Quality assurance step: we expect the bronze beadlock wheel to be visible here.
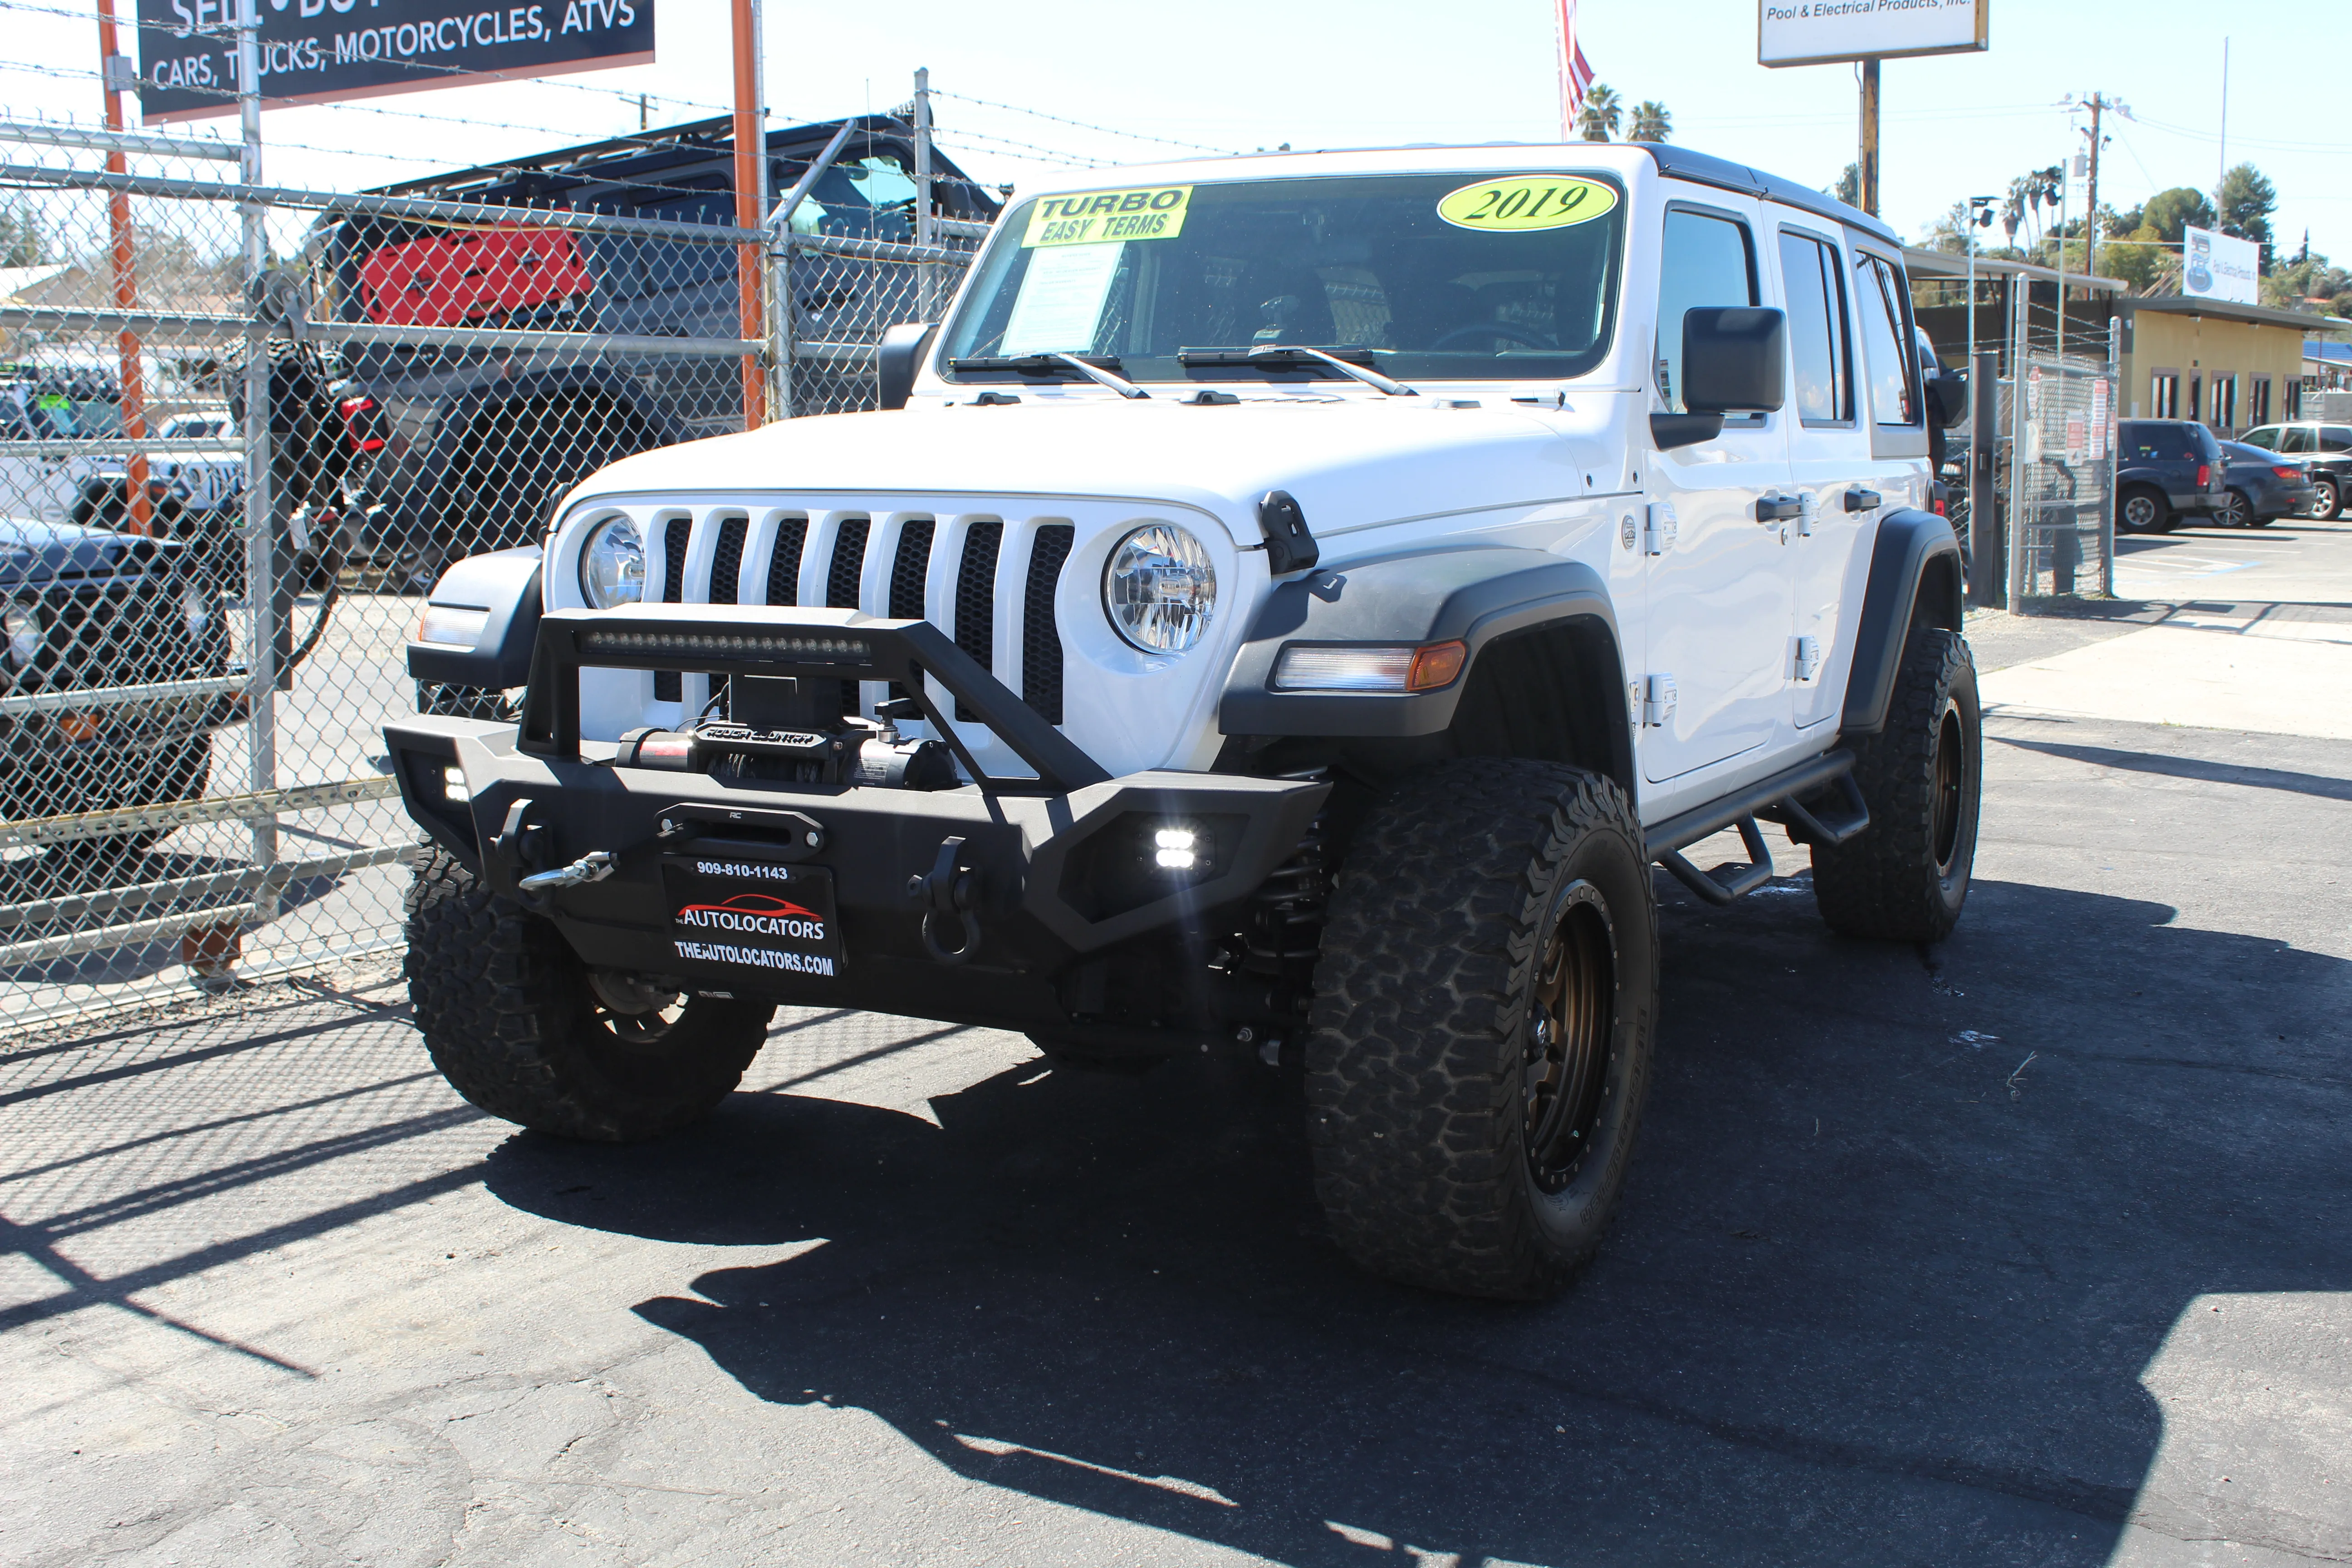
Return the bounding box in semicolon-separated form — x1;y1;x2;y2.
1525;881;1616;1194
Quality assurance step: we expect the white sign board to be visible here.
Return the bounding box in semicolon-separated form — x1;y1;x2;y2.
1759;0;1988;68
2181;225;2260;307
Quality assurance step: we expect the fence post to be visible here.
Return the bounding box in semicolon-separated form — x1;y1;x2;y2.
1969;348;2001;608
236;0;278;916
913;67;937;325
2102;319;2119;598
2005;276;2030;615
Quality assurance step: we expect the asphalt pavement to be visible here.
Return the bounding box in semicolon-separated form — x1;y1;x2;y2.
2;520;2347;1567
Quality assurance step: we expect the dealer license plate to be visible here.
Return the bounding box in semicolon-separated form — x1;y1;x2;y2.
662;854;843;980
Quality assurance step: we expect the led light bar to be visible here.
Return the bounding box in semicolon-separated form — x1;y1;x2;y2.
578;629;874;661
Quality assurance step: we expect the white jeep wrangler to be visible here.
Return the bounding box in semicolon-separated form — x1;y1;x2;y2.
387;142;1975;1300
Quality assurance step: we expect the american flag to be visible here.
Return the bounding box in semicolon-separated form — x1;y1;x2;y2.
1557;0;1596;139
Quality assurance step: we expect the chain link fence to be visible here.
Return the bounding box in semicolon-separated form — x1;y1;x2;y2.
2006;330;2119;605
0;103;991;1029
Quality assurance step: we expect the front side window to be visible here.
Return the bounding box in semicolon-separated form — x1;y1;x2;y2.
1655;208;1756;414
2239;426;2278;450
1854;252;1916;426
943;172;1626;384
1778;230;1852;424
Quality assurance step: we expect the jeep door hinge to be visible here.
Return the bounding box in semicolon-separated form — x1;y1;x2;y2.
1644;501;1679;556
1792;636;1822;682
1640;673;1678;727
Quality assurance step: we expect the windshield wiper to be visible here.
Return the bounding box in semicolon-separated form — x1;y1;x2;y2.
948;352;1148;399
1177;344;1416;397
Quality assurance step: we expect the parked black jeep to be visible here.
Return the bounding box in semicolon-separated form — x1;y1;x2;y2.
314;113;1000;589
2116;418;2229;533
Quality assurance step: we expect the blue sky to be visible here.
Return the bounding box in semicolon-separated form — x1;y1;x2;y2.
9;0;2343;260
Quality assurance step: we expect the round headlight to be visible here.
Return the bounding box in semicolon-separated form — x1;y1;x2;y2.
4;600;43;668
1103;524;1215;654
578;516;646;609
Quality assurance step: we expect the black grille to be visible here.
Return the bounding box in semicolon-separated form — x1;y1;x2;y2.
953;521;1002;721
826;518;870;714
706;514;746;604
826;518;870;608
765;515;808;606
887;519;935;701
655;515;689;702
1022;524;1075;725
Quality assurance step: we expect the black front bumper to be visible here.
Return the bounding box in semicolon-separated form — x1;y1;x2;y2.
384;605;1327;1039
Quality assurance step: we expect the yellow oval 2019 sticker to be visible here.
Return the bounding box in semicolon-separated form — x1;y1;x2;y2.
1022;186;1192;247
1437;176;1617;232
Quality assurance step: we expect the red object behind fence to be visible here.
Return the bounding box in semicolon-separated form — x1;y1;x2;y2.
358;225;594;328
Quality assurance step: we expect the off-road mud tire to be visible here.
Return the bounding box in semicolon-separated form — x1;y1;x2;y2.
404;846;772;1140
1305;760;1658;1301
1812;627;1981;942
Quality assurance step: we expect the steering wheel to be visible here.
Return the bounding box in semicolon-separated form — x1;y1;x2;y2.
1428;322;1553;351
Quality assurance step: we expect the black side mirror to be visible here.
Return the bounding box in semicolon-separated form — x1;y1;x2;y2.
877;321;938;411
1924;368;1968;429
1682;307;1787;414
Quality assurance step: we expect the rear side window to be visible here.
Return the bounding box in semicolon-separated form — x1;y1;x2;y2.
1778;230;1852;424
2121;423;2191;461
1655;208;1757;415
1853;252;1916;426
2278;427;2314;454
2193;426;2224;462
2323;426;2352;452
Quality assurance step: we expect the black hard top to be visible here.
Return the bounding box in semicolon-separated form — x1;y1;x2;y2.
1636;143;1899;247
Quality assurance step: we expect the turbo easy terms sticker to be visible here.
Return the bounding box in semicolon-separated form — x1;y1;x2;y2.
1021;186;1192;247
1436;176;1618;232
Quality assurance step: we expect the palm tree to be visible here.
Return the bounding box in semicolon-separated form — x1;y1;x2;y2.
1577;84;1623;143
1630;101;1671;143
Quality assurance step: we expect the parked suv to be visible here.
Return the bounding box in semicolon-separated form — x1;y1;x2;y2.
2234;421;2352;519
313;113;999;589
2116;418;2229;532
385;143;1975;1301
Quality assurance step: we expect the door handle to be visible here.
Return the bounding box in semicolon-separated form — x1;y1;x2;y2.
1843;487;1882;513
1756;495;1803;523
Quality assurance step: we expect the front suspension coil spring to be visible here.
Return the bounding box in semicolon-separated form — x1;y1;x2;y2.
1243;820;1328;977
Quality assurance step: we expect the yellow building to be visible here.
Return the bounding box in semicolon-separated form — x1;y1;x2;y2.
2117;296;2346;434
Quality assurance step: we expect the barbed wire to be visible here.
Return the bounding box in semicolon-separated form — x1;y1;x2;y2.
931;89;1236;157
932;128;1109;170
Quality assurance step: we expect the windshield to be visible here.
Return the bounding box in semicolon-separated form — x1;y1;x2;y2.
942;172;1625;384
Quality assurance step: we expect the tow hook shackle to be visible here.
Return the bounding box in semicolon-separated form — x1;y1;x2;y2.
909;835;982;965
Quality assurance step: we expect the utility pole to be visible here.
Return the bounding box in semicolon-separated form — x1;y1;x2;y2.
94;0;151;537
1858;59;1881;216
2084;94;2104;285
729;0;763;431
2216;37;2229;191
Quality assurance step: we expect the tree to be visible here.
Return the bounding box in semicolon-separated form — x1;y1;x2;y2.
0;202;44;269
1629;100;1671;143
2139;186;2217;246
2216;162;2277;270
1834;164;1862;207
1924;200;1974;254
1577;84;1622;143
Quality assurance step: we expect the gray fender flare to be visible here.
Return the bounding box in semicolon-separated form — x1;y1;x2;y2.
1841;507;1964;737
406;546;544;689
1218;547;1623;738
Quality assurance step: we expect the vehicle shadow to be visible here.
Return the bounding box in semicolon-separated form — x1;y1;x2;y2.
483;878;2352;1566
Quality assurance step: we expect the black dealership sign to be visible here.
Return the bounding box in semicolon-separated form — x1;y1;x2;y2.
135;0;654;122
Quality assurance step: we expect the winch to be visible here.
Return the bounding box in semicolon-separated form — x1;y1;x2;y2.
612;675;956;790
